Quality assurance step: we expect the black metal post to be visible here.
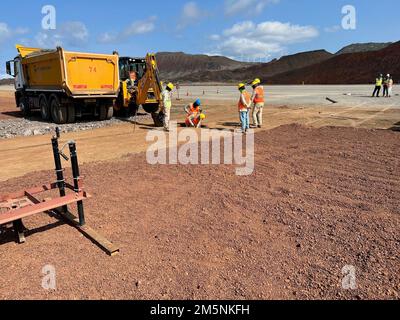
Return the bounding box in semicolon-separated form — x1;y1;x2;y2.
69;141;85;226
51;136;67;213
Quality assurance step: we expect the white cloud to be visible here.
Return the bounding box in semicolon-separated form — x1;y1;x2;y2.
0;22;29;44
224;0;280;16
35;21;89;48
209;20;319;59
208;34;221;41
177;2;208;29
98;16;156;44
324;25;342;33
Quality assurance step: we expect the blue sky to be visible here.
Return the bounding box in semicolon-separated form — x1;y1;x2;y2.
1;0;399;77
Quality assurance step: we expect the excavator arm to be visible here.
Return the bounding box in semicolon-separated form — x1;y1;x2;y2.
136;54;163;112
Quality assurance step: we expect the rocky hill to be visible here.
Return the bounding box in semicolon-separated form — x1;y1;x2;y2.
178;50;333;83
336;42;393;55
267;41;400;84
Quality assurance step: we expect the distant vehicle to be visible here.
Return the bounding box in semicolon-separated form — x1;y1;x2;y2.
6;45;119;124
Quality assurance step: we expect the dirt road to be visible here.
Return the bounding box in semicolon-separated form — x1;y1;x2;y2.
0;125;399;300
1;86;399;181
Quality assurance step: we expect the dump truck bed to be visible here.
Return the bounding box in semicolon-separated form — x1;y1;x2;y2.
20;47;119;98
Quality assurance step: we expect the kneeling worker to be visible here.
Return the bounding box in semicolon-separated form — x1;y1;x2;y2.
185;99;204;128
238;83;251;133
162;82;174;131
251;78;265;128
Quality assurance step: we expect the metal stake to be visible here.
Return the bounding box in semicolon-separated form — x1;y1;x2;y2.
69;142;85;226
51;136;67;213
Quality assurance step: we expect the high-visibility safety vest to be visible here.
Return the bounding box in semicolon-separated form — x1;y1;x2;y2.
162;90;172;109
188;104;200;116
376;78;383;86
253;86;265;103
238;91;251;111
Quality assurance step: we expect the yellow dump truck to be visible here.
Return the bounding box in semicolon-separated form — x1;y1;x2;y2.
6;45;120;124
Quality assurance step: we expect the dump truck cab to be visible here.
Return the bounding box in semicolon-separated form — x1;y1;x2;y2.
6;57;25;91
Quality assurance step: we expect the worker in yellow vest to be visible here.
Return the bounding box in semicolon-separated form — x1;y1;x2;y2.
372;74;383;97
251;78;265;128
162;82;174;131
237;83;251;133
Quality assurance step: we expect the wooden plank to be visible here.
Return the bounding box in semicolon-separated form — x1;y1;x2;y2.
60;211;120;257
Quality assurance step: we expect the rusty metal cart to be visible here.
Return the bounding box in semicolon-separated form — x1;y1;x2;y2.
0;128;119;256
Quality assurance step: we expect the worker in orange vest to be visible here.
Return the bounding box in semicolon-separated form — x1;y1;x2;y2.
251;78;265;128
237;83;251;133
184;99;204;128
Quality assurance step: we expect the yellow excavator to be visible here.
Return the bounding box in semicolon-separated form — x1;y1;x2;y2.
114;53;165;127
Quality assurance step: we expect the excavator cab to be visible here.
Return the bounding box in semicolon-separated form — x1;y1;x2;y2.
116;55;163;126
119;57;146;81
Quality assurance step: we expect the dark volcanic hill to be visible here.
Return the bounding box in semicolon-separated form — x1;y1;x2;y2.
267;41;400;84
178;50;333;83
156;52;253;80
336;42;393;55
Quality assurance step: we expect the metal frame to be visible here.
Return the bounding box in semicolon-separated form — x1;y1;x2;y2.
0;129;119;256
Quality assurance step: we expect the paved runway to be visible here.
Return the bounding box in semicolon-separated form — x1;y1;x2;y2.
179;84;399;108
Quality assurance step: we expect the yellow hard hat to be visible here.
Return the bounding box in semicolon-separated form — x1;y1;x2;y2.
166;82;174;90
238;83;246;90
200;113;206;120
251;78;261;86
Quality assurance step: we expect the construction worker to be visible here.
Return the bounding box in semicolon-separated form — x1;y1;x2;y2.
388;76;394;97
184;99;203;128
126;70;138;91
372;74;383;97
125;71;139;116
383;74;390;97
162;82;174;131
251;78;264;128
237;83;251;133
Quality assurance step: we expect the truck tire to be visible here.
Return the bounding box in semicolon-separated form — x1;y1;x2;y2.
67;105;76;123
99;105;113;121
39;94;51;121
18;95;31;117
129;103;139;117
106;105;114;120
50;95;67;124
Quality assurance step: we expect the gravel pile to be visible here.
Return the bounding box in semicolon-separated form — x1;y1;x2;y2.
0;114;151;139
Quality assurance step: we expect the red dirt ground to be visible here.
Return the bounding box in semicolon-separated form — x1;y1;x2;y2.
0;95;19;120
0;124;399;300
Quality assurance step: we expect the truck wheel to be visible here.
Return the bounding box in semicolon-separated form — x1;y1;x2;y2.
106;106;114;120
67;105;76;123
99;105;113;121
129;103;139;117
50;95;67;124
39;94;50;121
19;95;31;117
99;105;107;121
